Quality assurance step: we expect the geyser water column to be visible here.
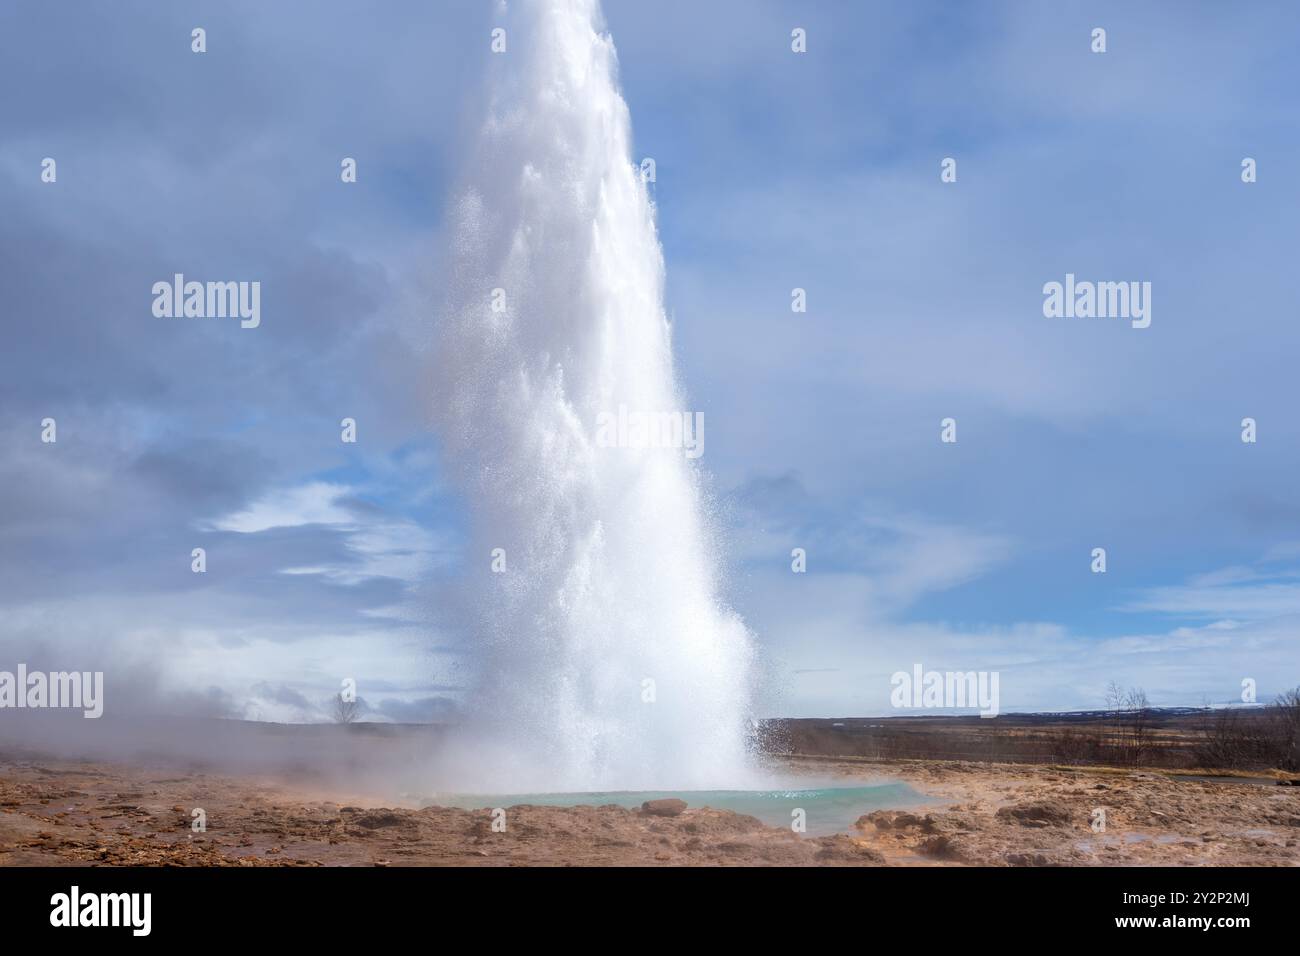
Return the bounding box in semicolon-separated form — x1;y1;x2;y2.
433;0;755;792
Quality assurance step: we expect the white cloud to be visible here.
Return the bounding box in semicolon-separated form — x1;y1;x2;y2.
210;482;354;534
212;481;444;585
1121;575;1300;620
738;501;1300;715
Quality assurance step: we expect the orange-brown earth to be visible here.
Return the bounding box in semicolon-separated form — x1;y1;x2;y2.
1;752;1296;866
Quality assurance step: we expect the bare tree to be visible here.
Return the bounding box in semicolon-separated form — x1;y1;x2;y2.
332;692;360;725
1126;687;1153;760
1104;682;1154;765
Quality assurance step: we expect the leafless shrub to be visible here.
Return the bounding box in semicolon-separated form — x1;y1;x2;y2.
1048;727;1103;764
1194;688;1300;771
1195;709;1269;768
332;693;360;725
1266;687;1300;772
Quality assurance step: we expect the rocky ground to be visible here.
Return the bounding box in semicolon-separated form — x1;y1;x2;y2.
825;757;1300;866
1;752;1296;866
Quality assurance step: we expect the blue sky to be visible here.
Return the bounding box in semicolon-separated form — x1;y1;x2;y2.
2;0;1299;721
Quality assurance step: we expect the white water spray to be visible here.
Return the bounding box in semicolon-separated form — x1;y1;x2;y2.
433;0;755;792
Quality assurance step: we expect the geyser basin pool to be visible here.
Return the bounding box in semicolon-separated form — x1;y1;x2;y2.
423;782;922;836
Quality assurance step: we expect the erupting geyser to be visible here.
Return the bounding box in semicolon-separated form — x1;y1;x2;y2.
434;0;756;791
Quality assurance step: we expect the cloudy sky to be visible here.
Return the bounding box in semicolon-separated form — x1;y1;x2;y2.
3;0;1299;721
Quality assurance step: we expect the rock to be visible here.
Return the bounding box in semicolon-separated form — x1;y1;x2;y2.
919;835;965;861
641;799;687;817
712;841;754;857
351;810;405;829
995;802;1072;828
813;835;886;864
856;810;935;832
